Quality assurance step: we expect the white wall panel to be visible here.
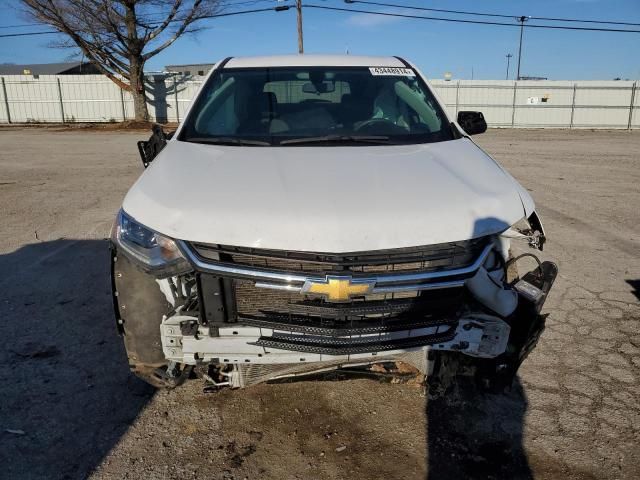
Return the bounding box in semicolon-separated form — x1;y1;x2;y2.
0;75;637;129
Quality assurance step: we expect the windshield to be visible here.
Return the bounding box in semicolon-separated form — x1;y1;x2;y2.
179;66;454;146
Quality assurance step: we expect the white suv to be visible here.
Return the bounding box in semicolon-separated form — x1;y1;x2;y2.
111;55;557;390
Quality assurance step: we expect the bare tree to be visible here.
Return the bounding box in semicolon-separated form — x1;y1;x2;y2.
21;0;221;121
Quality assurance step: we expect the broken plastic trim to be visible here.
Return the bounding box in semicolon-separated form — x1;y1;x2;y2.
502;212;546;251
527;211;546;250
465;250;518;317
137;124;173;168
152;362;193;388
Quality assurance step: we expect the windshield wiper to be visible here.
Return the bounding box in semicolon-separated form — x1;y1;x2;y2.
186;137;270;146
279;135;391;146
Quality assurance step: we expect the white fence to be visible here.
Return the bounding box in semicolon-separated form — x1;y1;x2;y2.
0;74;638;129
431;79;639;129
0;74;200;124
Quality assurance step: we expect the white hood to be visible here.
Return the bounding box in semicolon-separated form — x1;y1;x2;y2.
122;137;530;252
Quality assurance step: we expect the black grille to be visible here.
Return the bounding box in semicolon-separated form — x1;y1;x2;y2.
189;237;489;276
251;329;458;355
192;241;482;344
240;314;457;336
234;279;428;318
233;279;465;328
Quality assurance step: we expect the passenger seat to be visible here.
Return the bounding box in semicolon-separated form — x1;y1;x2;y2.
239;92;286;134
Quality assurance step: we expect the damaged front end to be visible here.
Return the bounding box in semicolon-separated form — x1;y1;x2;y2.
111;210;557;391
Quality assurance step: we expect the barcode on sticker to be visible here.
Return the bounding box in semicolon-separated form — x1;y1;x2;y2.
369;67;415;77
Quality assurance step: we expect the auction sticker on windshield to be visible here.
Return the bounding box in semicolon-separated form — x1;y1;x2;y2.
369;67;415;77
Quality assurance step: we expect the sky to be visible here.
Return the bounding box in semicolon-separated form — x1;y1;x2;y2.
0;0;639;80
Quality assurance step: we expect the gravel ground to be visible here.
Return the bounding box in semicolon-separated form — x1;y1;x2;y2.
0;128;638;480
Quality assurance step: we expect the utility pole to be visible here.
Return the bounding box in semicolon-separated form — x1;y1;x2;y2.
296;0;304;54
505;53;513;80
516;16;529;80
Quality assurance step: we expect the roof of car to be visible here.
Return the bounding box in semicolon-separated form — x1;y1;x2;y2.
224;54;407;69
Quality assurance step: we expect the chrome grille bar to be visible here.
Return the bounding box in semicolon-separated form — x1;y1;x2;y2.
179;240;493;294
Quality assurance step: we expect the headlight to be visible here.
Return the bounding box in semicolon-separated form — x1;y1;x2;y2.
111;209;191;275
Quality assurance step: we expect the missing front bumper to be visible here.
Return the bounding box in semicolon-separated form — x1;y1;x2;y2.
114;232;558;389
160;313;511;366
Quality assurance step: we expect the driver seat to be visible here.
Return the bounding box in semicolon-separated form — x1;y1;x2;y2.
340;93;372;126
372;86;409;129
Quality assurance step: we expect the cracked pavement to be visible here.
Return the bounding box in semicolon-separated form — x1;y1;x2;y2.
0;127;638;479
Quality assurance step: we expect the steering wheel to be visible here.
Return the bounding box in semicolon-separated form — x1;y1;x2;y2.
354;117;407;135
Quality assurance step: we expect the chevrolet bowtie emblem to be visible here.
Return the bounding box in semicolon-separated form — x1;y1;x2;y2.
302;276;375;302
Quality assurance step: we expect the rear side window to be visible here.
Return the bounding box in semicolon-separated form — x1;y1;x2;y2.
264;80;350;103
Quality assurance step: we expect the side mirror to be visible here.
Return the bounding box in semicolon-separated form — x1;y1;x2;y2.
137;124;173;168
457;111;487;136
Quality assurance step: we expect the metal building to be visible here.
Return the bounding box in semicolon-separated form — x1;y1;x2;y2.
0;62;100;76
164;63;215;76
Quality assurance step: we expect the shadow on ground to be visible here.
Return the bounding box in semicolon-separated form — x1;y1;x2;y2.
426;377;532;480
626;279;640;302
267;368;533;479
0;239;154;479
421;216;532;477
0;238;535;479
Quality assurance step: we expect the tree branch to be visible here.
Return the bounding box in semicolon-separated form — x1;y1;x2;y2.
144;0;183;42
21;0;222;119
142;0;204;60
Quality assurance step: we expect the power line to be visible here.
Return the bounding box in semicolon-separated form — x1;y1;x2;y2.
156;5;290;22
0;23;43;30
3;1;639;40
344;0;515;20
0;30;57;38
530;14;640;27
305;4;640;33
344;0;640;27
3;0;638;34
137;0;283;20
0;6;288;39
